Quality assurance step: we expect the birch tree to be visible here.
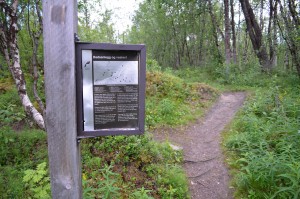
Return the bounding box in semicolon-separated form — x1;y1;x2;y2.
0;0;45;129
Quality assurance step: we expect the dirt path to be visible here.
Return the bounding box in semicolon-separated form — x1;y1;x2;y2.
153;92;247;199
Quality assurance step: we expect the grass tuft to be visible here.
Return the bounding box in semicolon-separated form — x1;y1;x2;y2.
224;84;300;198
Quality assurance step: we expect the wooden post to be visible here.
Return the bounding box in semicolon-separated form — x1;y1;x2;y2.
43;0;82;198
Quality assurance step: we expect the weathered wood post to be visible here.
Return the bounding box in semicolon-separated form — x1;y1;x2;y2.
43;0;82;198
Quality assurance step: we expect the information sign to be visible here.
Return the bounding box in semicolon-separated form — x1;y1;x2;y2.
76;43;146;137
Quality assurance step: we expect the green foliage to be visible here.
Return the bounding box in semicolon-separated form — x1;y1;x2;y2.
23;162;51;199
0;85;27;126
0;55;9;78
84;165;121;199
146;70;218;128
81;133;188;198
224;79;300;198
214;62;262;86
97;165;121;199
130;187;154;199
0;128;47;198
77;0;116;43
128;0;222;68
0;103;26;125
146;59;162;71
0;128;47;166
0;79;29;127
0;76;13;92
157;165;190;199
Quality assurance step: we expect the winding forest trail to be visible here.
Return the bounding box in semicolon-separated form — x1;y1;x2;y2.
153;92;247;199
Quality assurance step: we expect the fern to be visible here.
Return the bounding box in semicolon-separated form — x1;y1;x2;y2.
23;162;51;199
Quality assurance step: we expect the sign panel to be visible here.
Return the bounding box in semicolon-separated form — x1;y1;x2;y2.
76;43;146;137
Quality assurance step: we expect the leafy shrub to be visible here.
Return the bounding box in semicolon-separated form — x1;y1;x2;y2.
23;162;51;199
146;71;218;128
146;59;161;71
0;103;26;125
146;71;188;99
81;133;187;198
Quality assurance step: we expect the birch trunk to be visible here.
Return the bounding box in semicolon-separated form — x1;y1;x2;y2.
230;0;237;64
8;33;45;130
0;0;45;129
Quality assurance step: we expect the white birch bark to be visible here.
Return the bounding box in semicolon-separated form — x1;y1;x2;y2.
0;0;45;129
9;46;45;129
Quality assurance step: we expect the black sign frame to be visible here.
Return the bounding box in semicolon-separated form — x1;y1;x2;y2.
76;42;146;138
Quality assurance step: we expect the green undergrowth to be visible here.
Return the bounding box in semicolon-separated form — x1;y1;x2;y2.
223;77;300;198
0;126;190;198
172;65;294;91
146;70;218;128
2;64;211;198
0;77;26;127
0;127;48;198
81;134;189;198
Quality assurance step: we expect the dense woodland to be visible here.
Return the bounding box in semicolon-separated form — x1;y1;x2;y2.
0;0;299;198
0;0;299;127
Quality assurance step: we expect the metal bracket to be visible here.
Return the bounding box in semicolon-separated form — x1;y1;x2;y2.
74;33;80;42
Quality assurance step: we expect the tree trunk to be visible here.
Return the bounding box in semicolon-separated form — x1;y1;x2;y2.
28;0;45;114
260;0;264;30
230;0;237;64
284;50;289;70
198;1;208;65
0;0;45;129
268;0;278;68
9;48;45;129
171;19;181;68
224;0;231;80
237;1;242;68
224;0;231;65
243;30;249;64
208;0;223;64
277;0;300;76
239;0;272;72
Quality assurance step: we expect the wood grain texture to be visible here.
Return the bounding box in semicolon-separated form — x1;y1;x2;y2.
43;0;82;198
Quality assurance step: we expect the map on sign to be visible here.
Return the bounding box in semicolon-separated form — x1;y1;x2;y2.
77;43;146;137
93;61;138;85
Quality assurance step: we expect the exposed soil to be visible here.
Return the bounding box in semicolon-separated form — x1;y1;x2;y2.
152;92;247;199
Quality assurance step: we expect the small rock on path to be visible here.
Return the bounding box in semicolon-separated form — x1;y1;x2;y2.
153;92;247;199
